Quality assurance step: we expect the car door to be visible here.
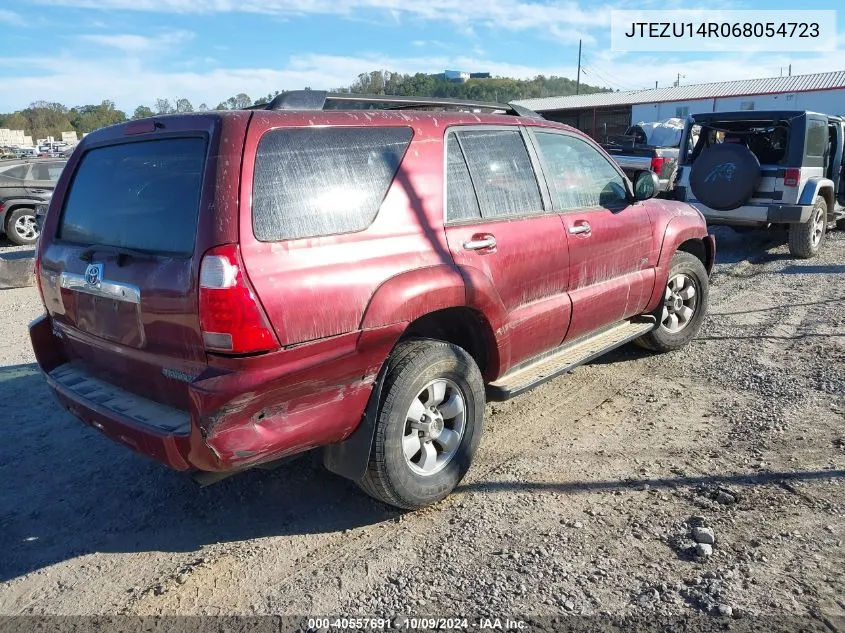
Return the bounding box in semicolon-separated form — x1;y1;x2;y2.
529;128;655;342
25;160;63;199
443;127;571;371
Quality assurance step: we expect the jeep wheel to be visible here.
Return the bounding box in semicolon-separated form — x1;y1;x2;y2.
6;207;39;245
788;196;827;259
636;251;709;353
359;339;484;509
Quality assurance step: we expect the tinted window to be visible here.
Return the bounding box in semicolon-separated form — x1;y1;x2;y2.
0;164;29;181
446;135;481;222
456;129;542;219
59;138;206;255
253;127;412;241
47;164;65;181
30;161;65;181
534;132;628;210
805;120;827;157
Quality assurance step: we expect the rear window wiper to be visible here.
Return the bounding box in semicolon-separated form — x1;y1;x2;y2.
79;245;158;267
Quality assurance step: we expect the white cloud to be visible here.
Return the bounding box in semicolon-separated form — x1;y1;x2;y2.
0;9;26;26
78;30;194;54
32;0;612;36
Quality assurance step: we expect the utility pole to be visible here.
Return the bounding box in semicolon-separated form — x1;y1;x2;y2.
576;39;582;95
788;64;792;76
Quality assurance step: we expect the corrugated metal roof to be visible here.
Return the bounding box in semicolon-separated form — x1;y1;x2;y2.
514;70;845;112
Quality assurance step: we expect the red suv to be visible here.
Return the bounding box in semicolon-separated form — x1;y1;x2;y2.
30;92;714;509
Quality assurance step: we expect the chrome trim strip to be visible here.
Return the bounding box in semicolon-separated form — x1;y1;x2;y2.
60;272;141;304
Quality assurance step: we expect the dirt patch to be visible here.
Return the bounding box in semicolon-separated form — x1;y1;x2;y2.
0;227;843;629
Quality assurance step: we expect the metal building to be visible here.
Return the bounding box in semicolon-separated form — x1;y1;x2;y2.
514;70;845;140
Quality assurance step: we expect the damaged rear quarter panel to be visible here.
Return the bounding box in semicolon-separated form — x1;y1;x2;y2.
187;323;405;470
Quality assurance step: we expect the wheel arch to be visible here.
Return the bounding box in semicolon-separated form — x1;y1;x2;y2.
1;200;37;233
799;178;835;219
325;305;500;483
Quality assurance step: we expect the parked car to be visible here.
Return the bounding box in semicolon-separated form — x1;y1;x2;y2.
0;158;67;245
674;110;845;258
601;118;692;193
30;92;714;509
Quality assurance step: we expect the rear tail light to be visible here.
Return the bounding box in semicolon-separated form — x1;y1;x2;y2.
650;156;665;174
783;168;800;187
199;244;279;354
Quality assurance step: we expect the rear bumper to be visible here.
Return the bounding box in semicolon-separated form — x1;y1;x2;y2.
690;202;814;226
30;313;402;473
46;365;195;471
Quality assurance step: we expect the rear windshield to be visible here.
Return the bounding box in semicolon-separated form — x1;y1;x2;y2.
58;138;207;255
252;126;412;241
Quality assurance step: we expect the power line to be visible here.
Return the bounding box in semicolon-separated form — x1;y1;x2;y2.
581;56;636;91
581;66;632;92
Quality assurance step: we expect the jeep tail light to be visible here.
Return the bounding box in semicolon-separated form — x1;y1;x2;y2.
650;156;665;174
783;168;800;187
199;244;279;354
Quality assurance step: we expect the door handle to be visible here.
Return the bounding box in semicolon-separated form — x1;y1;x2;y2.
463;236;497;251
569;222;591;235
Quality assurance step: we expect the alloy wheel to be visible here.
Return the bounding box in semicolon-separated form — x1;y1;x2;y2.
403;378;466;476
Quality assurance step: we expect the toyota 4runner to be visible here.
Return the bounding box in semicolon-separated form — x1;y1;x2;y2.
30;92;715;509
675;110;845;258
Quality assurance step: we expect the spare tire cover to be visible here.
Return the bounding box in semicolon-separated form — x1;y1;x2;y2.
689;143;761;211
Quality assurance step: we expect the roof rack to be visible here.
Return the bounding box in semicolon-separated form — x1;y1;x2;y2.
248;90;542;119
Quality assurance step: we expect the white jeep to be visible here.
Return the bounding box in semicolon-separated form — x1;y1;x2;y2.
674;110;845;258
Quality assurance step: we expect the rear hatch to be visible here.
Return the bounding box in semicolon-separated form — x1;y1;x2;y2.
679;113;804;206
37;115;242;410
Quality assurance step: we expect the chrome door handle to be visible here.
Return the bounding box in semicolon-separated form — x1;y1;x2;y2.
463;237;497;250
569;223;591;235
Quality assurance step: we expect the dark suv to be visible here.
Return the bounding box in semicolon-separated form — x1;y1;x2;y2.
0;158;67;245
30;92;714;509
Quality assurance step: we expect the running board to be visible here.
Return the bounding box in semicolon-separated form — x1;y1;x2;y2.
487;318;656;401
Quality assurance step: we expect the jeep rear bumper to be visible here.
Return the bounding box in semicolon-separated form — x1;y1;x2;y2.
690;203;814;226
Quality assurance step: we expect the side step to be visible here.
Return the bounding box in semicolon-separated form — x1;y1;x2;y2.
487;319;656;401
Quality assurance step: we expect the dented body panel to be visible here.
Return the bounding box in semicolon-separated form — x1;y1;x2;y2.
30;108;713;476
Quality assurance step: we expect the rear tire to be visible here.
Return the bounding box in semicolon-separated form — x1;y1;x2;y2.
636;251;709;353
5;207;39;245
788;196;826;259
359;339;485;509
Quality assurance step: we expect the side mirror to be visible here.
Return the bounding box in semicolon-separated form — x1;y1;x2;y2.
633;170;660;201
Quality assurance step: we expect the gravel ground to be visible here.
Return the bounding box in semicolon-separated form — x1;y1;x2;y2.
0;226;843;630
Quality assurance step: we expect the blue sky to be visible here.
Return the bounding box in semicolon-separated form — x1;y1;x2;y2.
0;0;842;112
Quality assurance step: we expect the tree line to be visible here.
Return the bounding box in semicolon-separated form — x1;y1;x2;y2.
0;71;609;141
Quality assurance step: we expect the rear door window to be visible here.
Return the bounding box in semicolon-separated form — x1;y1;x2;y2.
58;138;207;255
455;129;543;219
806;119;827;157
445;135;481;222
252;127;412;241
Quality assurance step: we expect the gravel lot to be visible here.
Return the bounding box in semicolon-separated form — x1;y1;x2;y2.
0;227;843;629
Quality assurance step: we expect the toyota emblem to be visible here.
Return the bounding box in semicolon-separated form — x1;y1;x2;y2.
84;263;103;287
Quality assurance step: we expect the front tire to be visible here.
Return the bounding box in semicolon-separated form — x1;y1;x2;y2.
359;339;485;509
636;251;709;353
788;196;827;259
5;207;39;245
